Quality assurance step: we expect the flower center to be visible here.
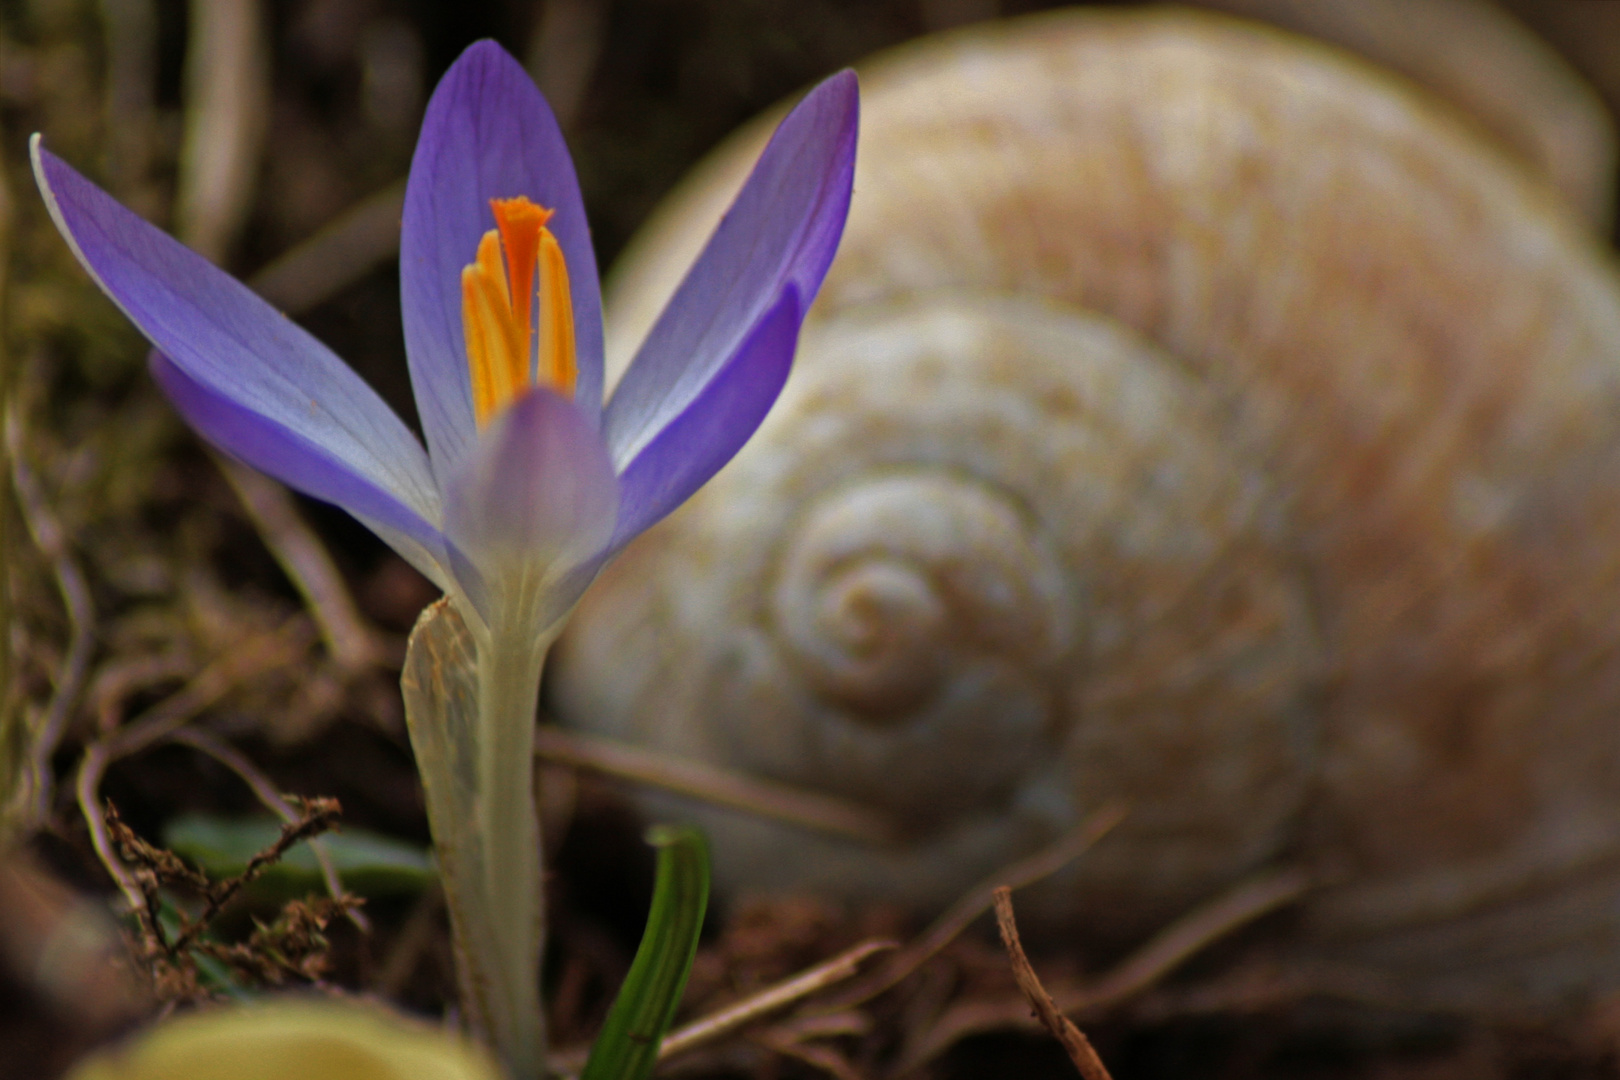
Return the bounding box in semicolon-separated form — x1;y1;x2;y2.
460;196;576;426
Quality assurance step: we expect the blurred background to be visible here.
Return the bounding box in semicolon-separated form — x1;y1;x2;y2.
4;1;1620;1078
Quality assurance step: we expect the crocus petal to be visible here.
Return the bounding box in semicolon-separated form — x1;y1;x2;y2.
32;139;442;531
152;352;450;588
608;287;800;556
602;70;857;469
401;40;605;482
442;388;617;620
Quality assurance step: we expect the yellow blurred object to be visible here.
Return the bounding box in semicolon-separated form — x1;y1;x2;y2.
66;998;503;1080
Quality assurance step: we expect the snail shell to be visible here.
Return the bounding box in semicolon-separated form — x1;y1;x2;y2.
552;9;1620;1007
1193;0;1617;228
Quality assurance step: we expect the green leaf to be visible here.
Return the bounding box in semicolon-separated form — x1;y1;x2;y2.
580;826;710;1080
162;814;436;901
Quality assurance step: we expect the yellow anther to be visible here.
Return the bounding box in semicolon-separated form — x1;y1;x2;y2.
538;229;576;396
461;196;578;426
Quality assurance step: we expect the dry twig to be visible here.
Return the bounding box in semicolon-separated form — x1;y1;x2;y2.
86;652;195;735
194;894;356;986
823;804;1127;1011
1057;865;1314;1011
993;886;1113;1080
534;724;902;846
214;455;387;672
746;1011;875;1080
895;865;1315;1073
749;1026;866;1080
104;796;359;1001
167;725;368;930
662;941;895;1061
524;0;608;130
248;181;405;316
111;795;342;954
551;939;895;1076
8;408;95;829
75;620;313;910
175;0;269;262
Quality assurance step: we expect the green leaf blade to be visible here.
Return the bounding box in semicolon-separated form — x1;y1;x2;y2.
162;814;437;901
580;826;710;1080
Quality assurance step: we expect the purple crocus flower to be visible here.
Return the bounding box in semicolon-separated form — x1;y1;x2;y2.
36;43;855;1075
32;41;858;642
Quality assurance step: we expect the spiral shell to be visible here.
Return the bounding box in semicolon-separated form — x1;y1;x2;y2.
552;8;1620;1006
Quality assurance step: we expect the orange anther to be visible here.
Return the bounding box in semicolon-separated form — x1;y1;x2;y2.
461;196;577;426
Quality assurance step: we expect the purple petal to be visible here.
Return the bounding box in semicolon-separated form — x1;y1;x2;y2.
151;353;450;584
442;388;617;618
401;40;605;481
31;138;441;529
602;70;857;468
608;286;800;556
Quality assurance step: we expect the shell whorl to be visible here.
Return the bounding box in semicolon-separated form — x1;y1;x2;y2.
770;471;1070;722
753;471;1071;827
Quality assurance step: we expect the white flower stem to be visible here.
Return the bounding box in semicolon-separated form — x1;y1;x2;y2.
470;617;552;1079
400;593;560;1080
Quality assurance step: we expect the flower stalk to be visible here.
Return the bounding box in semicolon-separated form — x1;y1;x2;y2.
470;625;549;1074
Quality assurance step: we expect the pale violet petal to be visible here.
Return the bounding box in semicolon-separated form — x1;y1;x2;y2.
608;287;800;555
602;70;856;469
442;388;617;619
32;138;442;534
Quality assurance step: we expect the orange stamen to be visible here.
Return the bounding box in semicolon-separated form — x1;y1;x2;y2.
538;229;576;396
460;196;578;426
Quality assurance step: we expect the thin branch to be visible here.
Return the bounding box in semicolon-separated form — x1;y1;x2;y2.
76;741;144;913
75;621;312;907
749;1028;865;1080
1056;865;1314;1011
213;454;385;672
248;180;405;316
756;1011;871;1044
533;724;901;846
167;725;369;932
523;0;607;131
87;652;194;736
822;804;1127;1011
175;0;269;262
104;620;311;760
104;798;358;1001
550;940;895;1075
994;887;1112;1080
102;800;186;956
893;865;1315;1074
168;797;342;955
661;941;895;1061
8;410;95;828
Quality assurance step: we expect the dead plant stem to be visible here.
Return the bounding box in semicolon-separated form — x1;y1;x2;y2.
993;886;1113;1080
